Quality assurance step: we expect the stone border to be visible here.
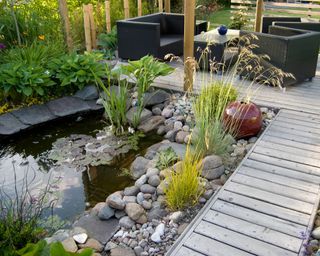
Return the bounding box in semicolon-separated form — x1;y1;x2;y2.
0;86;103;138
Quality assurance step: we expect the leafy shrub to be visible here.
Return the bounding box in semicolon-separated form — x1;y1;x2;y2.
17;240;93;256
49;53;106;90
0;42;65;65
119;55;174;127
165;146;204;211
0;62;55;101
156;147;179;170
97;27;117;59
229;10;250;30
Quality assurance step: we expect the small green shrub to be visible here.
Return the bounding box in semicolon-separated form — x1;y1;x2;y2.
0;62;55;101
165;146;204;211
17;240;93;256
156;147;179;170
229;10;250;30
97;27;117;59
49;53;106;90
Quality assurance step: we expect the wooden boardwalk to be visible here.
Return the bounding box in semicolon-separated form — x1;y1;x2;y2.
154;60;320;115
167;109;320;256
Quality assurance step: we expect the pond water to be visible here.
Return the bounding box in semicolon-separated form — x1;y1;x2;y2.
0;114;162;222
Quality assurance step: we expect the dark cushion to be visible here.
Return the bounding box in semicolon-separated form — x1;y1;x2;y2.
160;34;183;47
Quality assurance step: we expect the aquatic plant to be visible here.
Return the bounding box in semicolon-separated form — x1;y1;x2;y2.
119;55;174;127
0;164;59;253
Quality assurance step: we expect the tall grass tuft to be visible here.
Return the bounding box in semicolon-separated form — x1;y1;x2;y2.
193;81;238;157
165;146;204;211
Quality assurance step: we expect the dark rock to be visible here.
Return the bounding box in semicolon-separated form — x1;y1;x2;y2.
74;85;99;100
98;204;115;220
200;155;225;180
86;100;104;111
106;192;125;210
11;104;56;126
126;107;152;125
137;116;165;133
140;184;156;194
46;97;91;117
144;90;170;107
0;113;29;135
73;214;118;244
119;216;135;229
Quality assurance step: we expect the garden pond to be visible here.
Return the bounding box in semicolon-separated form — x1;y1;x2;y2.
0;113;162;222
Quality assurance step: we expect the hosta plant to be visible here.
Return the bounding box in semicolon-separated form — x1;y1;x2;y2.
49;53;106;90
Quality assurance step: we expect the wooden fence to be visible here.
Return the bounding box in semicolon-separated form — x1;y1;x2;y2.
231;0;320;30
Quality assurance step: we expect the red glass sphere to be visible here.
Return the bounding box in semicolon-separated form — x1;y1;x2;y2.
223;101;262;139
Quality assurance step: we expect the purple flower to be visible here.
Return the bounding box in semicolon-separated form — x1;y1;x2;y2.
0;43;6;50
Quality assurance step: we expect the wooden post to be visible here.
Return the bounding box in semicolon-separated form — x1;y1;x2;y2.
58;0;73;52
183;0;195;92
159;0;163;12
138;0;142;16
165;0;170;12
254;0;263;32
83;5;92;52
105;0;111;32
124;0;130;19
88;4;97;49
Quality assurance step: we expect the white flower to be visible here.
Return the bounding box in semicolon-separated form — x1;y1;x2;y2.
128;127;135;134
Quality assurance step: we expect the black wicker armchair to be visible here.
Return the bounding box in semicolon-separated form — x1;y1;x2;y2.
117;13;207;60
239;26;320;86
262;17;301;33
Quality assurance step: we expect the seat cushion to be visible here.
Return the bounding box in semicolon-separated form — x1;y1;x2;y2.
159;35;183;59
160;35;183;47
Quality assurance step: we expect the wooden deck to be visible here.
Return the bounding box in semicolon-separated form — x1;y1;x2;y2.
158;59;320;256
166;109;320;256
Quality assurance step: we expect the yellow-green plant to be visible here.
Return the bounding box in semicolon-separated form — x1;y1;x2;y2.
165;146;204;211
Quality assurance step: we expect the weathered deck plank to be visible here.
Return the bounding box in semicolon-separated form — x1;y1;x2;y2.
166;110;320;256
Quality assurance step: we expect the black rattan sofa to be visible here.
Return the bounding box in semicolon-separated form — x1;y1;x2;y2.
117;13;207;60
240;26;320;86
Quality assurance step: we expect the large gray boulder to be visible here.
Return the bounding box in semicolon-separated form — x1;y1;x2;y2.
126;107;152;125
144;90;170;107
74;85;99;100
138;116;165;133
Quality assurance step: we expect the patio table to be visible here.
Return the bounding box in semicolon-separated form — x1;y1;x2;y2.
194;29;240;70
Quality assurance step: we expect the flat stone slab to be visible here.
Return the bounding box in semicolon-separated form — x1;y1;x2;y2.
11;104;56;126
46;96;91;117
0;113;29;135
73;214;119;244
86;100;104;111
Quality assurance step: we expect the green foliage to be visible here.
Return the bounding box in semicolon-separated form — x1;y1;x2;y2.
229;10;250;29
156;147;179;170
119;55;174;127
0;42;65;65
193;81;237;157
0;62;55;101
49;53;106;90
97;27;117;59
194;81;238;122
165;147;204;211
17;240;93;256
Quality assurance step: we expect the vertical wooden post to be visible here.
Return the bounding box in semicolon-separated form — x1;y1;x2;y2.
88;4;97;49
254;0;263;32
159;0;163;12
124;0;130;19
183;0;195;92
58;0;73;52
105;0;111;32
83;5;92;52
165;0;170;12
138;0;142;16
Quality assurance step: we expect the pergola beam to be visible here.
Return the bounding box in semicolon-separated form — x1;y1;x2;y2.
254;0;264;32
183;0;195;92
